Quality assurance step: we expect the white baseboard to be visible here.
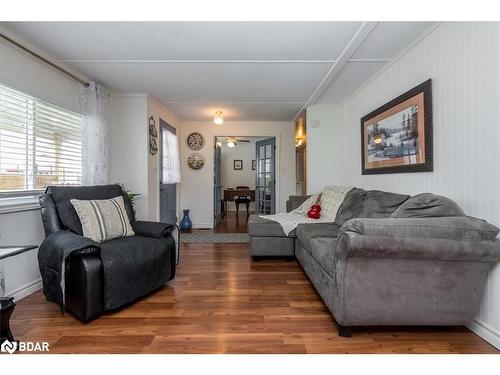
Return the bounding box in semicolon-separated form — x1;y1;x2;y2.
9;278;42;302
467;318;500;350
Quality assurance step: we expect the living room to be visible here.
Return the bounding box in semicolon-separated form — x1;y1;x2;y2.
0;1;499;372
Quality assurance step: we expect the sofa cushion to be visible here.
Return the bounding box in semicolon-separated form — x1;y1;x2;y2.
335;188;366;225
296;223;340;253
286;195;312;213
309;237;337;277
320;186;354;220
391;193;465;218
359;190;410;218
247;214;295;237
335;188;409;225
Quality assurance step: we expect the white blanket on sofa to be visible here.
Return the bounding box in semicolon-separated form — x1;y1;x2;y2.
260;186;352;236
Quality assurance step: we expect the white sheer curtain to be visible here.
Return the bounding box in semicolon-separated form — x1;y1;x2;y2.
79;82;110;185
161;129;181;184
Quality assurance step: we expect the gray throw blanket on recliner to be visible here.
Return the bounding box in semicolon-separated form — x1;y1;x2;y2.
38;227;177;311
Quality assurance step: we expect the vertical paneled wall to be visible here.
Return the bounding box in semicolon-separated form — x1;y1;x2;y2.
333;22;500;345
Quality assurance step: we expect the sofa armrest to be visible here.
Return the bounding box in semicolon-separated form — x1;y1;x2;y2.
286;195;311;212
131;221;174;238
336;231;500;263
339;216;499;241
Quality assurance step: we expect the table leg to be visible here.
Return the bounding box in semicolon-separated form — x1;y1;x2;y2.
0;297;15;343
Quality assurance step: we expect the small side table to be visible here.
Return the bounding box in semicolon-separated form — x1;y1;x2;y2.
0;245;37;344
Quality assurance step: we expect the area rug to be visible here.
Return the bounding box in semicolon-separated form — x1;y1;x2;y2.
180;232;251;243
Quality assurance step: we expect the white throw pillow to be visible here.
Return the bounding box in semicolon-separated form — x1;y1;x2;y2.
70;195;135;243
320;186;353;220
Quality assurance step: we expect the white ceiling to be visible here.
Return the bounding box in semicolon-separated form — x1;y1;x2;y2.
3;21;436;122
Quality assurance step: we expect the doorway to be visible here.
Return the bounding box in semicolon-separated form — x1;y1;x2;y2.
159;118;178;224
255;137;276;214
213;136;276;230
295;110;307;195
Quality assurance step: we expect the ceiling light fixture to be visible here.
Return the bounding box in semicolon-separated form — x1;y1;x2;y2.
214;111;224;125
227;139;235;148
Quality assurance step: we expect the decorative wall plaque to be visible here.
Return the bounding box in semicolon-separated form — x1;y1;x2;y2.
148;116;158;155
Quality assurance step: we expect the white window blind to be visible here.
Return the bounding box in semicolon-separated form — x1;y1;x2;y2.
0;84;83;195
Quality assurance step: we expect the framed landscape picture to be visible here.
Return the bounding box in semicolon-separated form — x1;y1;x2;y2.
361;79;433;174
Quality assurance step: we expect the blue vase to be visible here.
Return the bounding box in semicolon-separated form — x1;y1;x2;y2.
180;209;192;231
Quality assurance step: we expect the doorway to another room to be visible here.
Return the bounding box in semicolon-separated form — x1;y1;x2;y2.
159;118;180;224
213;136;276;231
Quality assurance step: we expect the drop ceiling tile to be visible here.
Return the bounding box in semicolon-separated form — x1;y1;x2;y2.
161;102;303;121
70;62;331;102
6;21;361;60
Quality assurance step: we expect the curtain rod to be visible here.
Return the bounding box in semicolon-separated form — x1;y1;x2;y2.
0;32;90;87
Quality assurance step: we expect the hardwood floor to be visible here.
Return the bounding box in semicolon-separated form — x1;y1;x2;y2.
9;213;498;354
199;210;253;233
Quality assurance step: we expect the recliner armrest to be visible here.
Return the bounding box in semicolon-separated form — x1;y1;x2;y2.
131;220;174;238
65;251;104;322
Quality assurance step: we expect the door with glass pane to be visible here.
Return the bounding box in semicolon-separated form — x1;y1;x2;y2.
214;143;222;226
159;119;178;224
255;138;276;214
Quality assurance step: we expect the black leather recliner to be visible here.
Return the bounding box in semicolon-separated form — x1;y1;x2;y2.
39;184;177;322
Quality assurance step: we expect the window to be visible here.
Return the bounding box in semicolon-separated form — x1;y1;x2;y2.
0;84;82;196
160;125;181;184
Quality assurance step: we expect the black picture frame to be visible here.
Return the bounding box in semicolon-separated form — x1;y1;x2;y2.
234;160;243;170
361;79;433;175
252;160;256;170
148;116;158;155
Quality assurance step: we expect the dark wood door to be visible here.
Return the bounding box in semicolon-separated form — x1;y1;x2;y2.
159;119;177;224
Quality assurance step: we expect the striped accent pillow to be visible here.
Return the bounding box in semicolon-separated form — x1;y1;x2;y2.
70;196;135;243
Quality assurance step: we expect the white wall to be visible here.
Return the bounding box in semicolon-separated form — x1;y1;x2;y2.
108;95;149;219
147;96;181;221
308;22;500;348
108;95;181;221
179;121;295;228
220;141;257;211
0;209;45;299
0;29;84;300
0;26;81;113
306;104;343;194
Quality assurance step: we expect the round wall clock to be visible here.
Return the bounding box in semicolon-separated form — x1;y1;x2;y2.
187;132;205;151
187;153;205;170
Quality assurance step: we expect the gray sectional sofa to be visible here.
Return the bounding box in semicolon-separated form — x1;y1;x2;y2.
247;188;500;337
